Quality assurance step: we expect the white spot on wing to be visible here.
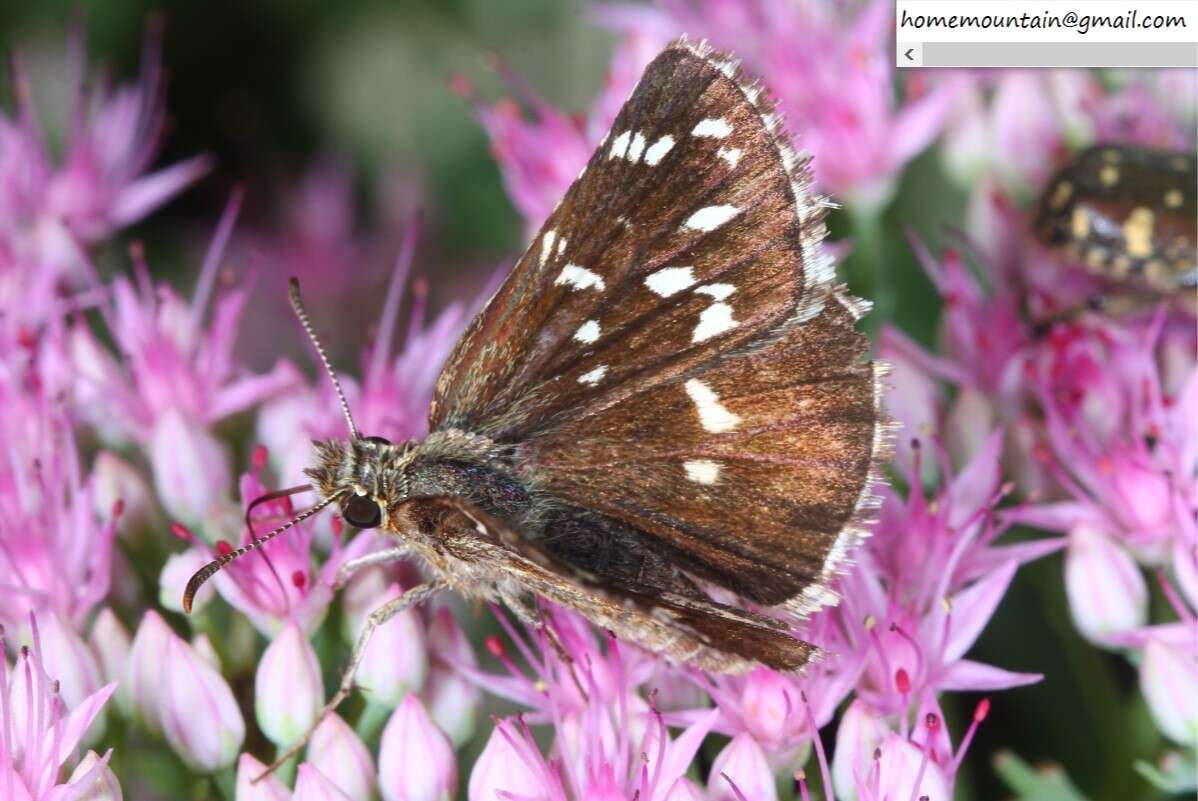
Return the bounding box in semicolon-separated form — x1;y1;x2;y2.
555;264;605;291
717;147;742;168
628;132;647;163
682;205;740;232
540;230;556;266
684;460;721;485
695;283;735;301
578;365;607;385
557;237;567;256
684;379;740;433
644;135;675;166
693;118;732;138
693;303;737;342
573;319;601;344
609;131;631;159
644;266;696;297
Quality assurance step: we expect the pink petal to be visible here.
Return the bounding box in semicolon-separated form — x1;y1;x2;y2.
110;155;213;226
54;682;117;768
938;659;1041;691
943;560;1018;662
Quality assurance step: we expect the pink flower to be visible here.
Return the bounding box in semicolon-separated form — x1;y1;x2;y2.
351;583;429;708
190;450;367;636
379;695;457;801
831;433;1054;718
127;610;244;771
0;368;117;630
0;23;209;335
468;719;551;801
423;607;482;747
235;752;291;801
68;196;297;527
1063;524;1148;644
459;36;659;230
255;623;323;748
708;734;776;801
87;609;132;717
306;714;376;801
1140;637;1198;746
294;763;356;801
1;615;118;801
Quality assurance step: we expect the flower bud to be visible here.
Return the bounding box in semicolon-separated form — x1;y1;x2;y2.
68;750;124;801
424;667;479;748
149;408;232;528
708;734;777;801
128;610;173;734
740;667;800;747
1141;638;1198;746
874;733;951;800
93;451;156;534
255;623;323;748
89;608;133;717
158;627;245;771
307;713;376;801
379;694;457;801
662;777;705;801
159;547;217;614
832;700;890;801
354;583;428;707
294;763;356;801
35;612;104;712
1065;524;1147;644
469;720;545;801
235;753;291;801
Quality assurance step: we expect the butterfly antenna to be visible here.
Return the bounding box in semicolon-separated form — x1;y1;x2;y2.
182;494;336;614
289;277;359;439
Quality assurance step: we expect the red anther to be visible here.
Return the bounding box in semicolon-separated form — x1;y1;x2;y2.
252;445;268;471
128;240;145;260
484;636;506;659
943;248;960;265
872;747;882;761
216;540;234;556
895;668;911;694
974;698;991;722
170;522;194;542
16;327;36;350
112;499;125;518
925;712;941;732
291;570;307;589
999;481;1015;496
331;516;344;539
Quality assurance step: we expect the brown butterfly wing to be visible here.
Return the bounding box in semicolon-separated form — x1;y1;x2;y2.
431;39;888;616
430;39;826;437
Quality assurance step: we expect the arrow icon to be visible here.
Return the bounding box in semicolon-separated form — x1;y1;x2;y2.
904;48;915;61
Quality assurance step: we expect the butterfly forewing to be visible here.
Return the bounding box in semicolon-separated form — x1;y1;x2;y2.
431;41;826;437
431;39;886;620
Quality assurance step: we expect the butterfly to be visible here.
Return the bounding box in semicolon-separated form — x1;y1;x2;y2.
184;37;888;774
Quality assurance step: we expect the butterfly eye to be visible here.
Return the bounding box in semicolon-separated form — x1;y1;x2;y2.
343;494;382;529
363;435;391;447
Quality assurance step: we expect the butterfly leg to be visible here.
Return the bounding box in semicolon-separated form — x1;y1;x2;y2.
334;546;409;589
254;579;446;782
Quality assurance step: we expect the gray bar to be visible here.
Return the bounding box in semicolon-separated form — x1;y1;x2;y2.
918;41;1197;67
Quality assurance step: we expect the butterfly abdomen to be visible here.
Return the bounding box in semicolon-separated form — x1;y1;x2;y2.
1035;144;1196;290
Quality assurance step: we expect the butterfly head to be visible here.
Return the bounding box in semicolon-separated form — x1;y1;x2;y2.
306;434;417;531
